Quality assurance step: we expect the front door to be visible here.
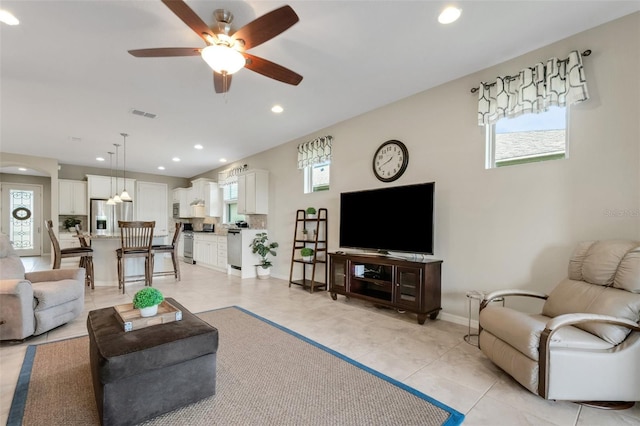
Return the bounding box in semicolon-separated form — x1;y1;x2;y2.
0;183;43;256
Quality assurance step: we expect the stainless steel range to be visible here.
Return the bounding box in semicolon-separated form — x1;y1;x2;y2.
182;223;194;264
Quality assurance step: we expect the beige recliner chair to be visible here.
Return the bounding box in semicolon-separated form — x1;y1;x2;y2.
0;233;85;340
479;240;640;407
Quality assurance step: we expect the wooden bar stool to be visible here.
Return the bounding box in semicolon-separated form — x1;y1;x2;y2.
152;222;181;281
116;221;155;294
45;220;94;289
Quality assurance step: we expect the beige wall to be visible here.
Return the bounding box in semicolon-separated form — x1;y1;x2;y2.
218;12;639;320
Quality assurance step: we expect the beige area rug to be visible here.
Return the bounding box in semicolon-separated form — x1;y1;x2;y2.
9;306;464;425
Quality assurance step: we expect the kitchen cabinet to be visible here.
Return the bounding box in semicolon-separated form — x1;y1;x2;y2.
173;188;192;218
217;236;227;269
59;179;87;215
87;174;135;201
237;170;268;214
136;181;168;240
193;233;226;271
189;179;221;218
205;182;221;217
190;178;212;204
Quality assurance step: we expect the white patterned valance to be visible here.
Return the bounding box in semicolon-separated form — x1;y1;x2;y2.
218;164;248;187
297;136;333;169
477;50;590;126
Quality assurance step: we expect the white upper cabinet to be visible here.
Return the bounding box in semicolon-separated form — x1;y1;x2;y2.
59;179;87;215
136;181;168;238
205;182;222;217
237;170;268;215
87;174;135;201
188;178;222;218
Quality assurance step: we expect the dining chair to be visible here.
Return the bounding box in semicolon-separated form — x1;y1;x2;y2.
152;222;181;281
116;221;155;294
45;219;94;289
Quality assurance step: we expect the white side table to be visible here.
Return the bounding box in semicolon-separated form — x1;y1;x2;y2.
464;290;484;346
464;290;504;347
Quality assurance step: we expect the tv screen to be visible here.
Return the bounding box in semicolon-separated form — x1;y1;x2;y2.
339;182;435;254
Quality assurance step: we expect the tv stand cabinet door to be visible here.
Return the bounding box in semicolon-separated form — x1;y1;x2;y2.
329;255;348;299
395;266;422;310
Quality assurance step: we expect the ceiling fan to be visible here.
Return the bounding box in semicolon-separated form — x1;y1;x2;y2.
128;0;303;93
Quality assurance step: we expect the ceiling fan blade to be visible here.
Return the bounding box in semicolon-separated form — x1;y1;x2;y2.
243;53;302;86
214;72;232;94
128;48;201;58
161;0;215;44
232;5;299;50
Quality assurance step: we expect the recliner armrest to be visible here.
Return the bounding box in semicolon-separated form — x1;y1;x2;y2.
0;278;33;296
481;289;548;310
545;313;640;333
25;268;84;283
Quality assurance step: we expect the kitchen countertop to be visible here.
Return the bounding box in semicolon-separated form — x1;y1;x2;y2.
87;233;169;239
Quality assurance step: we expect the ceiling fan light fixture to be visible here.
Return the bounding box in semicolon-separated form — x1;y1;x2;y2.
438;6;462;24
201;45;245;74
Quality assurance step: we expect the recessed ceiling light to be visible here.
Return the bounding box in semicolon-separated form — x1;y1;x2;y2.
158;166;165;170
438;6;461;24
96;157;105;162
219;158;228;163
18;167;27;172
0;10;19;26
172;157;181;162
271;105;284;113
194;144;203;150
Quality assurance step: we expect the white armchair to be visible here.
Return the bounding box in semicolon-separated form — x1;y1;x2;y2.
479;240;640;408
0;234;85;340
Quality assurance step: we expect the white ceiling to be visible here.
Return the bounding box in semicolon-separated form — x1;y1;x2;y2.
1;1;638;178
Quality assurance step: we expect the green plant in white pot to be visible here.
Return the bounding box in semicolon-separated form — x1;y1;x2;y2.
249;232;279;279
305;207;317;219
300;247;314;262
133;287;164;317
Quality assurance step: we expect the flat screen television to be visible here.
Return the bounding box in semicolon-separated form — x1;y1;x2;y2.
339;182;435;255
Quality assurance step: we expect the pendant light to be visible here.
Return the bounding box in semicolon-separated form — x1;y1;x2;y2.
106;151;116;205
112;143;122;203
119;133;131;201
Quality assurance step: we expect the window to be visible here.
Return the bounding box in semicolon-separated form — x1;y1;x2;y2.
486;106;568;168
222;183;245;224
304;162;330;194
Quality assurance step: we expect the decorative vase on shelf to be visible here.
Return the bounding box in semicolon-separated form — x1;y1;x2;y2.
139;304;158;317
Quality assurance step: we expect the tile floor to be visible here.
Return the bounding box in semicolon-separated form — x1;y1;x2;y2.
1;256;639;425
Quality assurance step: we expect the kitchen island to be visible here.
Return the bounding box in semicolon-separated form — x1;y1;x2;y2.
90;233;168;286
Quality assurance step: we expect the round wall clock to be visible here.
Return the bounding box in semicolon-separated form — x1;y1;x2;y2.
372;140;409;182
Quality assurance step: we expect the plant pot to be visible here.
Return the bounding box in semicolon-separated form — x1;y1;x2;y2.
302;256;313;262
256;266;271;280
139;304;158;317
307;214;316;219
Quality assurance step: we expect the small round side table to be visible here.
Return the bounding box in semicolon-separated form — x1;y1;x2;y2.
464;290;484;346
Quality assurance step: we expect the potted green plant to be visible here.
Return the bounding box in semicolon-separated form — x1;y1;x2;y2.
63;217;81;232
301;247;314;262
249;232;279;279
133;287;164;317
306;207;317;219
302;229;309;240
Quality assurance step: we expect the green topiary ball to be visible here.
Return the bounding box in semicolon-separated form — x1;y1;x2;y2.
132;288;164;309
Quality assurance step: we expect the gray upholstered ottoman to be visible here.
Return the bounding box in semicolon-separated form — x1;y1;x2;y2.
87;298;218;426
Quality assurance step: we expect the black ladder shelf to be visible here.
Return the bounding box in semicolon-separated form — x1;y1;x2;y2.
289;208;328;293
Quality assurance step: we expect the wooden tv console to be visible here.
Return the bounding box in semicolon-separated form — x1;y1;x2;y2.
328;252;442;324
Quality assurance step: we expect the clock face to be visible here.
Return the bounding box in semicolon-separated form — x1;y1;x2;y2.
372;140;409;182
